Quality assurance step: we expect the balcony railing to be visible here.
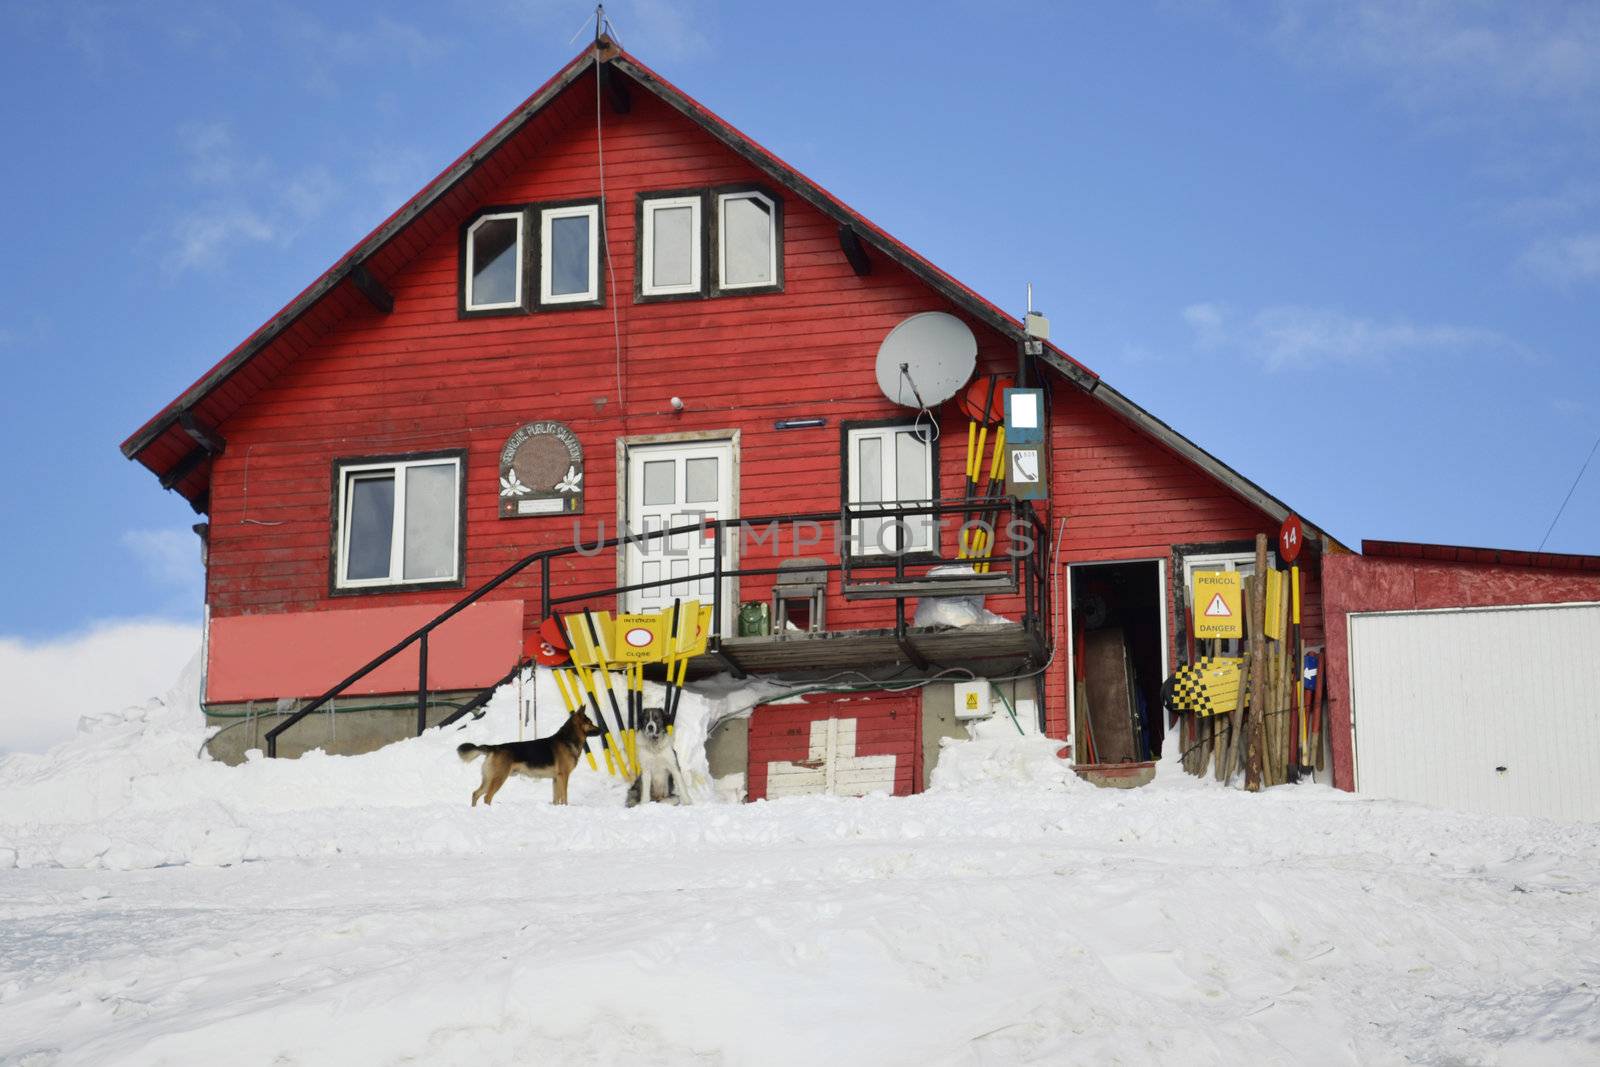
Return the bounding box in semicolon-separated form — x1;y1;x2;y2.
264;497;1047;756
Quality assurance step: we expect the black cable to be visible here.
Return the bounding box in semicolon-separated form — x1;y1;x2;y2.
1538;429;1600;550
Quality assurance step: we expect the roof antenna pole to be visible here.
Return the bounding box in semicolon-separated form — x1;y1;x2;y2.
595;4;605;44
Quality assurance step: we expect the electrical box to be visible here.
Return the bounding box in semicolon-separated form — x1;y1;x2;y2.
954;678;993;720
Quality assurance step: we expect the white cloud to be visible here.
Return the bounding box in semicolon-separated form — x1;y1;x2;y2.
620;0;712;61
1519;231;1600;289
0;620;199;754
1183;301;1525;371
176;120;269;186
122;528;204;595
1264;1;1600;109
275;9;449;95
164;123;340;274
168;204;279;272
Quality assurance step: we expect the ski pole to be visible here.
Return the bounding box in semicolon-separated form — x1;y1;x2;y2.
582;610;635;777
553;668;599;771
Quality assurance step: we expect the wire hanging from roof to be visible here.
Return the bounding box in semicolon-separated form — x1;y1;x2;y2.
1537;428;1600;550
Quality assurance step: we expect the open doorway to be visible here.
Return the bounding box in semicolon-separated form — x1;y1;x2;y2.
1068;560;1169;763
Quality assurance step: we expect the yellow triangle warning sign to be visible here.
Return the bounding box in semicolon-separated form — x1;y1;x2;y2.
1192;570;1244;639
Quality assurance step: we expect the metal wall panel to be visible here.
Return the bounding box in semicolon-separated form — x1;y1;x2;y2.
1349;602;1600;820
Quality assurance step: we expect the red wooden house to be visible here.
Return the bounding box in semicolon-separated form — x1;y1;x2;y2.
122;39;1342;792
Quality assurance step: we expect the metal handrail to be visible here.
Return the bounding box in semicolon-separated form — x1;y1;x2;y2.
264;497;1039;756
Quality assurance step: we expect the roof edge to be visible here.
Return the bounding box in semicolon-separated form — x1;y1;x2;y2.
121;45;600;461
607;50;1099;391
1362;539;1600;573
1086;380;1350;553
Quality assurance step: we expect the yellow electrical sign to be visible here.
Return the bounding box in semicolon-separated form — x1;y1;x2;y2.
1192;570;1243;640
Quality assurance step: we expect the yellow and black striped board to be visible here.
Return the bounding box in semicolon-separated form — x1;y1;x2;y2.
1169;656;1247;718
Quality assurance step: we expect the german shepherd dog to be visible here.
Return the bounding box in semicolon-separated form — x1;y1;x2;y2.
626;706;692;807
457;711;599;806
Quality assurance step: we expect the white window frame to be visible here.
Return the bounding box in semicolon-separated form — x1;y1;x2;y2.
464;212;524;311
640;195;703;297
539;203;601;305
845;425;935;556
716;190;777;290
335;456;463;590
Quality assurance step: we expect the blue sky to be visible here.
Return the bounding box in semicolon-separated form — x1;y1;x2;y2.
2;0;1597;641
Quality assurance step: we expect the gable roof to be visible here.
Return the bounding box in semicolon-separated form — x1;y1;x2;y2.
122;39;1341;550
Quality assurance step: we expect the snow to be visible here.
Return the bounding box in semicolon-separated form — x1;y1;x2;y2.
3;660;1600;1064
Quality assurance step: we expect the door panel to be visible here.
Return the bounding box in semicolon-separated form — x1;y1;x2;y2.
624;439;736;629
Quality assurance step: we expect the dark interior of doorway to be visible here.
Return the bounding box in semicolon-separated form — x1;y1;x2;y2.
1073;561;1165;761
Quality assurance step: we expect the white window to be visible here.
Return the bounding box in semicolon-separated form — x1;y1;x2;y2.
336;456;463;589
540;203;600;305
716;190;777;289
1181;550;1276;655
640;195;702;296
846;425;934;555
464;212;523;311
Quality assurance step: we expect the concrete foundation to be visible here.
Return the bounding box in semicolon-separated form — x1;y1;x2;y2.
706;717;749;780
204;692;477;764
918;684;968;790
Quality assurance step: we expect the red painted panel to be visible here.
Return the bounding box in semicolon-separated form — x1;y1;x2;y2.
746;692;920;800
206;599;523;703
1321;553;1600;791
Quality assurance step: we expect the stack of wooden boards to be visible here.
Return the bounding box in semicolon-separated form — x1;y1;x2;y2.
1174;534;1328;788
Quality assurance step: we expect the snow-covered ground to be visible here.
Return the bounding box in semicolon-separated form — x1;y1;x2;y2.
3;660;1598;1065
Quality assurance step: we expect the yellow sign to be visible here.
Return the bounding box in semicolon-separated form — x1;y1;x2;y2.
1264;568;1284;640
1192;570;1243;640
562;611;615;667
664;600;708;657
613;612;664;663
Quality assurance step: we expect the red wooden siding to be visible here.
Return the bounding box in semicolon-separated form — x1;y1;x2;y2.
1038;385;1323;740
194;63;1327;748
746;692;921;800
205;82;1021;636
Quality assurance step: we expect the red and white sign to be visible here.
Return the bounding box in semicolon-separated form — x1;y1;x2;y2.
1279;513;1304;563
1204;593;1233;618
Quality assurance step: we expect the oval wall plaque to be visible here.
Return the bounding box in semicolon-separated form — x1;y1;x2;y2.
499;421;584;518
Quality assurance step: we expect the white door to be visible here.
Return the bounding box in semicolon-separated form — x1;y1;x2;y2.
1349;602;1600;820
624;439;737;631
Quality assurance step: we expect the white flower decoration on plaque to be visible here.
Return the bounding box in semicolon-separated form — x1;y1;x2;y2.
555;466;583;494
499;470;531;497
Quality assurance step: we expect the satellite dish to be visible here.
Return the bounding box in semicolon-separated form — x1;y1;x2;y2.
874;312;977;410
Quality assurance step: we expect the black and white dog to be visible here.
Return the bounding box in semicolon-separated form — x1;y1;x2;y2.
626;706;692;807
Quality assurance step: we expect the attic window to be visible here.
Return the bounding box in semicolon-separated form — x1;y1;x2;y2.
464;212;523;311
639;194;703;297
716;190;780;291
540;201;601;306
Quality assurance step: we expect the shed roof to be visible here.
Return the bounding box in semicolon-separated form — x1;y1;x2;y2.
1362;540;1600;574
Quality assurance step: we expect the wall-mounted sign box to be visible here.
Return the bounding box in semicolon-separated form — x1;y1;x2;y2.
1003;388;1048;501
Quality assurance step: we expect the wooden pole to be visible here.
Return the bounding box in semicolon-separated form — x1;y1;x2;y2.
1246;534;1268;792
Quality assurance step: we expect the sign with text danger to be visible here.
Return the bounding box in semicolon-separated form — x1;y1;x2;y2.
1192;570;1244;640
